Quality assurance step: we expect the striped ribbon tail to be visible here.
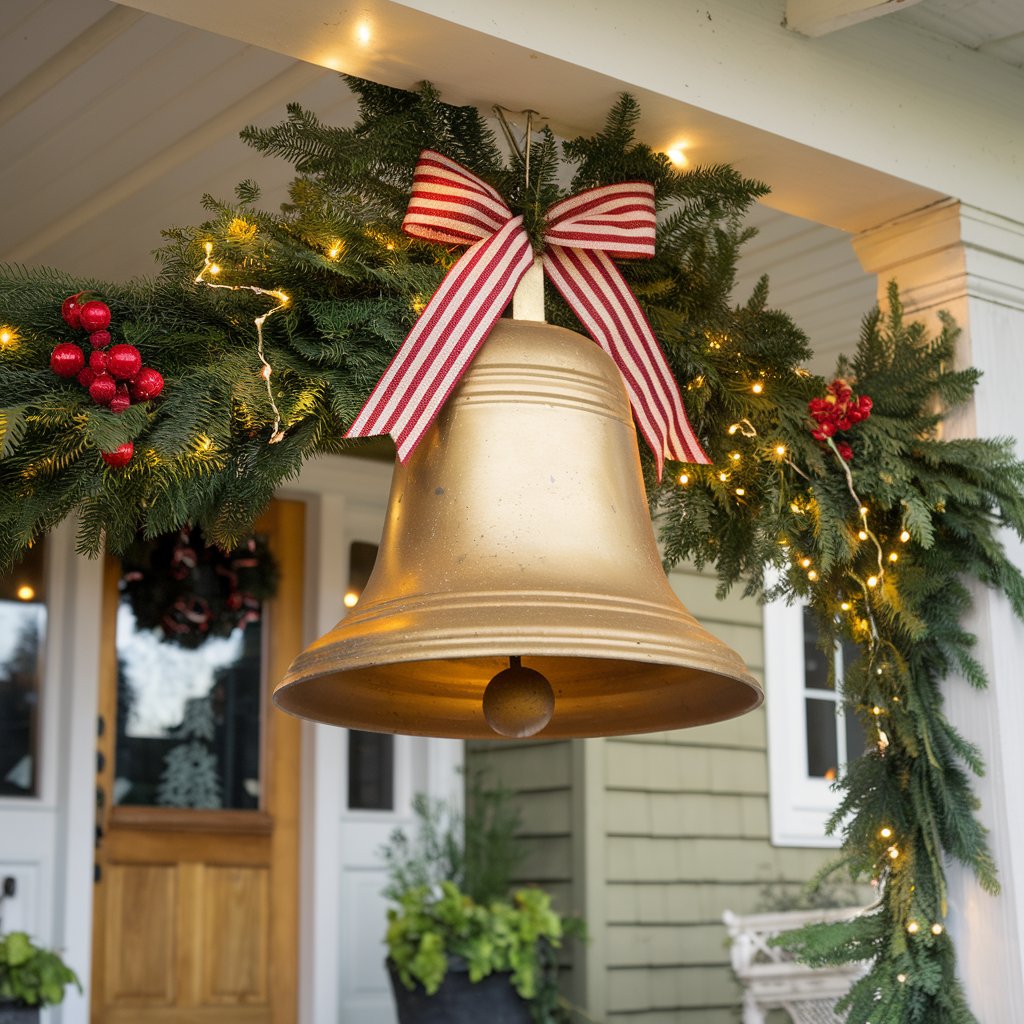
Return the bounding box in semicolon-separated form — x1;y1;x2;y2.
542;244;709;478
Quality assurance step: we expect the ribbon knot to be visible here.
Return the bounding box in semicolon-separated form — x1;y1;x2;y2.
346;150;709;476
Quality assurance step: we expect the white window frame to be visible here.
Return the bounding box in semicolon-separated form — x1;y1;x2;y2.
763;579;854;848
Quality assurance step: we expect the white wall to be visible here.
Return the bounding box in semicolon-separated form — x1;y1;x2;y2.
0;519;104;1024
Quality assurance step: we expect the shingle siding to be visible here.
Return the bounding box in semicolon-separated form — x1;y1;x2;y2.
467;564;834;1023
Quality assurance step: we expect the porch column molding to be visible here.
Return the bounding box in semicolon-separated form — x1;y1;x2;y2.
853;201;1024;1019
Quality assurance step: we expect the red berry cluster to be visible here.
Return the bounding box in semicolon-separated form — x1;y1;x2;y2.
49;293;165;467
808;379;872;462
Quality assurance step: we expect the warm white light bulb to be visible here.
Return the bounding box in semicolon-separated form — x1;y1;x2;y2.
907;921;919;934
879;826;892;838
931;923;944;935
16;585;35;601
867;576;879;588
678;472;689;485
736;487;746;497
751;381;764;394
343;591;359;608
900;530;911;543
666;145;687;167
775;444;786;456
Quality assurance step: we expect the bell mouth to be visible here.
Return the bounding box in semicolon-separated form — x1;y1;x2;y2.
275;651;761;739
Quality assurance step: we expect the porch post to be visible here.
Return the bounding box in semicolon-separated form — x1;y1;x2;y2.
853;201;1024;1018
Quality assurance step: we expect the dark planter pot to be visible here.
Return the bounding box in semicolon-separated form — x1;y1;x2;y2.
0;1002;39;1024
386;958;532;1024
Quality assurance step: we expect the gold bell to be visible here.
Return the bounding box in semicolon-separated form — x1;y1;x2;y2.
275;319;762;739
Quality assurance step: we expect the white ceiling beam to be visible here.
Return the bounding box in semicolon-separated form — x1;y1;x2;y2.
0;6;143;127
785;0;924;38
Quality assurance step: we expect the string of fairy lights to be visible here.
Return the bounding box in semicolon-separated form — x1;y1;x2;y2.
195;240;289;444
676;370;946;952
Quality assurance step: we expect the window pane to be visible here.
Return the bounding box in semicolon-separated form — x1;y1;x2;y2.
348;731;395;810
801;607;833;691
805;698;839;780
845;711;868;763
0;542;46;797
113;531;267;810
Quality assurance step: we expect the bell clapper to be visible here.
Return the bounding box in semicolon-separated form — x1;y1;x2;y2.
482;655;555;738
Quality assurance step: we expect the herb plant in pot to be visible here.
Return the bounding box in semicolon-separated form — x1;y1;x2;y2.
382;776;581;1023
0;932;80;1023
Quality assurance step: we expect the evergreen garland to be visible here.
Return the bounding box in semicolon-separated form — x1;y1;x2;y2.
1;76;1022;1023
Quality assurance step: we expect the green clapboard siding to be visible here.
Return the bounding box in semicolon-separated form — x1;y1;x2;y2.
468;566;837;1023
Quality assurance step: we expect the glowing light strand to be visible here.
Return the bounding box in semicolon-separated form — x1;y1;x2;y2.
196;243;288;443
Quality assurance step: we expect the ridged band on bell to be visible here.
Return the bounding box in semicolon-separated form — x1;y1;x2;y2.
275;320;763;739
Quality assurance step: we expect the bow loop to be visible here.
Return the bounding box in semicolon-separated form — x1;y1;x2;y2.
402;150;513;247
347;150;709;474
543;182;657;259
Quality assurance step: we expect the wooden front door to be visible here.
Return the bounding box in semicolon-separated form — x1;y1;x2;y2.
91;501;304;1024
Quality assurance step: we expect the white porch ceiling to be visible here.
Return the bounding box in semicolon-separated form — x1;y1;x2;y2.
0;0;1013;367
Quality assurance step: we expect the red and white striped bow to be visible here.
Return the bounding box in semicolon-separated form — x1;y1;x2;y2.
346;150;709;476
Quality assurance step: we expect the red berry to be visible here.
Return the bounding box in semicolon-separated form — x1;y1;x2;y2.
50;342;85;378
107;343;142;381
89;372;117;405
89;330;111;349
61;293;83;328
78;300;111;333
837;442;854;462
109;384;131;414
89;350;108;373
838;417;851;431
101;442;134;468
821;421;837;438
77;367;97;388
131;367;164;401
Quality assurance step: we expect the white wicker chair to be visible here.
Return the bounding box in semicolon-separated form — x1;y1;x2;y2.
722;907;868;1024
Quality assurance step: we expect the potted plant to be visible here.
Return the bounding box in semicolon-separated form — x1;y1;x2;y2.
0;932;80;1022
382;775;583;1023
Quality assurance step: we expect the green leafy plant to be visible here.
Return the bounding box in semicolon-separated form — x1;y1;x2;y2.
386;881;565;1000
381;775;583;1022
0;932;80;1008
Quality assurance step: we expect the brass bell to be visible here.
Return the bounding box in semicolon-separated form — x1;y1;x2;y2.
275;319;763;739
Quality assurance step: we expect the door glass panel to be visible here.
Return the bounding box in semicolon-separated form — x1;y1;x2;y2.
348;731;395;810
113;530;270;810
342;540;396;811
0;542;46;797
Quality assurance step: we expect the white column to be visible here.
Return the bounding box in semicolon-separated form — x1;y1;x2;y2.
854;201;1024;1020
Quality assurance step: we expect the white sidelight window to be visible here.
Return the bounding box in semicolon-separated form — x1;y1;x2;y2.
763;595;866;847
